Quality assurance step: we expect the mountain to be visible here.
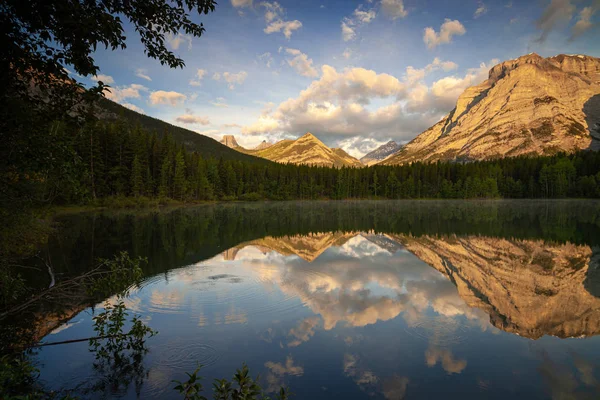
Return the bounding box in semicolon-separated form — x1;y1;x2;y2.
254;140;273;150
220;134;240;148
243;133;363;168
360;141;402;165
96;98;269;164
382;53;600;165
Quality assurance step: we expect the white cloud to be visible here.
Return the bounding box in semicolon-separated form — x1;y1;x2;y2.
121;103;145;114
189;69;207;86
258;52;274;68
570;5;597;40
342;48;353;59
104;83;148;103
91;74;114;84
175;114;210;125
149;90;187;106
535;0;575;43
341;21;356;41
423;19;466;49
474;2;488;18
262;2;303;39
231;0;253;7
135;69;152;81
341;5;377;42
214;71;248;90
166;33;192;50
211;97;229;107
381;0;408;20
242;58;493;150
285;48;319;77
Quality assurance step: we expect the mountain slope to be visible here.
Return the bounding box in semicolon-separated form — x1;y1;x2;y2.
254;140;273;150
360;141;402;165
97;98;269;164
382;53;600;165
244;133;363;167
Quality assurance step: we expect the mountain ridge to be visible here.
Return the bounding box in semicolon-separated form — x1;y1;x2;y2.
381;53;600;165
227;132;363;168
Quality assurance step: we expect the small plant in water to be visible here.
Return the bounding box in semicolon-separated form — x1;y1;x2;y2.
173;364;291;400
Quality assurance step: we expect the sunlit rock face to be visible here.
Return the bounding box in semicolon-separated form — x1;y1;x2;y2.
390;234;600;339
382;53;600;164
242;133;363;168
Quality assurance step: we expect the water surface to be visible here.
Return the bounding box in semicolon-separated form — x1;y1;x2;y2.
29;201;600;399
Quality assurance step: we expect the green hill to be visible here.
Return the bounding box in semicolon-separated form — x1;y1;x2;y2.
97;98;270;164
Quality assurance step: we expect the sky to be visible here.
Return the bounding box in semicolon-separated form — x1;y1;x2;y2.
77;0;600;158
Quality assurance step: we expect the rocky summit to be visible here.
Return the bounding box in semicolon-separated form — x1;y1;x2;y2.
360;141;402;166
242;133;363;168
220;134;240;149
382;53;600;165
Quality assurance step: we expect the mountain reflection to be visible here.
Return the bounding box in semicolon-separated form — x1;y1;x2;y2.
220;232;600;339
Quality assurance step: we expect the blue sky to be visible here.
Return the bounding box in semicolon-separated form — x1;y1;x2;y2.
77;0;600;157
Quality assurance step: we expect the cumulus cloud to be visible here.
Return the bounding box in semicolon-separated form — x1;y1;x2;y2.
570;5;598;40
242;58;493;155
285;48;319;77
91;74;114;84
121;103;145;114
381;0;408;20
213;71;248;90
535;0;575;43
231;0;253;7
189;69;207;86
104;83;148;103
149;90;187;106
262;2;303;39
166;32;192;50
474;2;488;18
175;114;210;125
423;19;466;49
135;69;151;81
341;5;377;41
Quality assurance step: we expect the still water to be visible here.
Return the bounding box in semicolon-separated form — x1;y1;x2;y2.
30;201;600;399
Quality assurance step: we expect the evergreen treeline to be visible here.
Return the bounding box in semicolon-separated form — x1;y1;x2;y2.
44;120;600;203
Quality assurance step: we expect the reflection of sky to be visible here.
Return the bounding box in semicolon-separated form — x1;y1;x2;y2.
36;233;600;399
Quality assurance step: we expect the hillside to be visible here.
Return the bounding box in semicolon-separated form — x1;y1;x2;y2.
97;98;270;164
239;133;363;167
382;53;600;165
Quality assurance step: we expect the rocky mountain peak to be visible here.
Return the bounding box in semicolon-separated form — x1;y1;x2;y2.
381;53;600;165
220;135;240;148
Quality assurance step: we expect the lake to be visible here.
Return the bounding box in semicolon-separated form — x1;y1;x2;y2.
23;200;600;399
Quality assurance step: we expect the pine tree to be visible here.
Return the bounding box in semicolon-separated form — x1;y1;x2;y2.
173;150;188;201
130;155;144;197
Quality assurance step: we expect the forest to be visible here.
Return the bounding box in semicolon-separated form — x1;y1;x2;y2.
16;117;600;207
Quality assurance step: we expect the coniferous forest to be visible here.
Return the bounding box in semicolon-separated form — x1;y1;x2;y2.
23;118;600;205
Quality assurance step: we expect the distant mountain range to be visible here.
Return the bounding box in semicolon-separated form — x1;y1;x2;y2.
360;141;402;165
102;52;600;168
382;53;600;165
230;133;363;168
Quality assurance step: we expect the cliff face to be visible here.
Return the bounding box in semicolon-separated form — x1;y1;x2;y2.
391;234;600;339
382;54;600;165
220;135;240;148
